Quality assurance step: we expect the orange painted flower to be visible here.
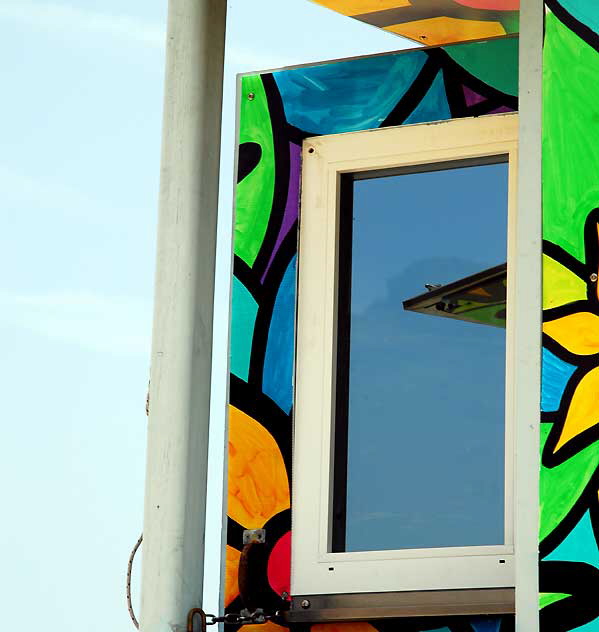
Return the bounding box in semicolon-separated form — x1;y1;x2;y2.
227;405;290;529
224;546;242;607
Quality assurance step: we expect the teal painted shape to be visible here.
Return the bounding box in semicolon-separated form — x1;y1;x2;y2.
471;619;501;632
423;628;451;632
273;52;427;135
572;616;599;630
263;256;296;413
557;0;599;37
445;38;519;96
541;348;576;412
545;511;599;568
403;70;451;125
231;277;258;382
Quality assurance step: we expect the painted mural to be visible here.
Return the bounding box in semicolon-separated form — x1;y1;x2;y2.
541;2;599;630
310;0;519;46
226;39;517;632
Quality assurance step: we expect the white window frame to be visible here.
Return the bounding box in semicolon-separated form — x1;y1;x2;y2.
292;114;520;597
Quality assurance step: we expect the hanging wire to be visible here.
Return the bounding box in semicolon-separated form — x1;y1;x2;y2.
127;382;150;629
127;533;143;629
126;384;279;630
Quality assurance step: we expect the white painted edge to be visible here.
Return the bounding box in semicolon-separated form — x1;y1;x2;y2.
213;71;244;618
234;35;518;79
514;0;543;629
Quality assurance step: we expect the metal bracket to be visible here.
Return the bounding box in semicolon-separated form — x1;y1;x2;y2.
243;528;266;545
284;589;515;623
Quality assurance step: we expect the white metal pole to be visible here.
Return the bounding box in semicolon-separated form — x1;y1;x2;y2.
140;0;226;630
515;0;542;629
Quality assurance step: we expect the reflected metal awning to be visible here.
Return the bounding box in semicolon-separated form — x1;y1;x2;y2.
310;1;519;46
403;263;506;327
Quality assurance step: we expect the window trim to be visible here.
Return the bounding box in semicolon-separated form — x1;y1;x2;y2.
331;159;510;554
292;114;520;596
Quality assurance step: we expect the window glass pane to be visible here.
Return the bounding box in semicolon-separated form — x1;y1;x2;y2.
335;162;508;553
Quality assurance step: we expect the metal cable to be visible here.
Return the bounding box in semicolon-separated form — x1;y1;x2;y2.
127;384;149;628
127;533;143;629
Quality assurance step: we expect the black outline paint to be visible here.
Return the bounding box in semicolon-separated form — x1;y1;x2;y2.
227;39;521;631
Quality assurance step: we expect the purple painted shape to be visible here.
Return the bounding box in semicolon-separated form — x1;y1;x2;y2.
488;105;515;113
261;142;301;283
463;85;486;106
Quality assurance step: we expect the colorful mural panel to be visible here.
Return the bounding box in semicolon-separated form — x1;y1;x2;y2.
310;0;519;46
227;39;517;632
542;3;599;629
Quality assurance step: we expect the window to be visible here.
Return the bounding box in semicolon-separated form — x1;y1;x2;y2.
292;115;519;605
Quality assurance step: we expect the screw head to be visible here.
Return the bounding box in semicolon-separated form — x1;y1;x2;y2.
248;92;255;101
300;599;311;609
591;273;598;282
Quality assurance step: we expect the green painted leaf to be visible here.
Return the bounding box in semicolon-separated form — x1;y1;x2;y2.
444;38;519;96
540;592;570;609
543;12;599;261
234;75;276;267
540;423;599;543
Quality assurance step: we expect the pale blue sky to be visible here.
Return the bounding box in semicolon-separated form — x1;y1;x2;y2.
0;2;411;630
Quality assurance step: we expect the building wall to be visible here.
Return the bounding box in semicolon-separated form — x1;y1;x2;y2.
540;2;599;630
226;39;518;632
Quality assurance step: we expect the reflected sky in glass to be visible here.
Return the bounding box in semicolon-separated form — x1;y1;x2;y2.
342;162;508;552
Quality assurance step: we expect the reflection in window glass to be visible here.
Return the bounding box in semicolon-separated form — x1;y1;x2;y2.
334;162;508;553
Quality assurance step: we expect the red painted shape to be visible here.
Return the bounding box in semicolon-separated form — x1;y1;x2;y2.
267;531;291;599
453;0;519;9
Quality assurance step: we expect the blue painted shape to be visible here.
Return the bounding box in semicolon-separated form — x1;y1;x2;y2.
545;511;599;569
557;0;599;38
273;52;428;135
572;616;599;630
231;277;258;382
403;70;451;125
541;347;576;412
471;618;502;632
263;256;296;413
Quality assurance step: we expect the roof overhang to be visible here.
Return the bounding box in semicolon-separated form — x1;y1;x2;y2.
310;1;519;46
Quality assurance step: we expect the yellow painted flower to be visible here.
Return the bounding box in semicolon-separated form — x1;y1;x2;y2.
542;210;599;463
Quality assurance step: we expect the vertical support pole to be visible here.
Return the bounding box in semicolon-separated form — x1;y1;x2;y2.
140;1;227;631
515;0;543;629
